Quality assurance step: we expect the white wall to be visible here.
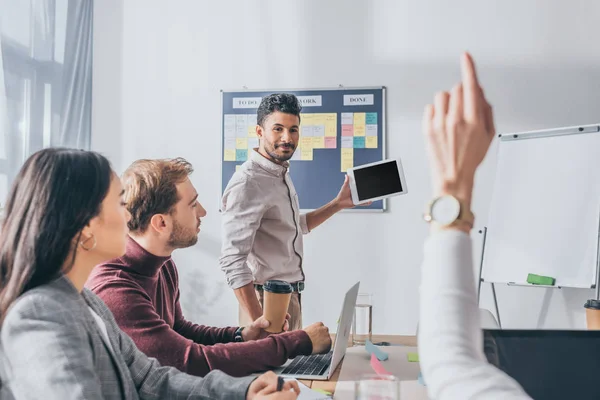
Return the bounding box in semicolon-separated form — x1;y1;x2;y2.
93;0;600;334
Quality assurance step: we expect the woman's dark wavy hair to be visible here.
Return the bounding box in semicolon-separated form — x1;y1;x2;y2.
0;148;112;324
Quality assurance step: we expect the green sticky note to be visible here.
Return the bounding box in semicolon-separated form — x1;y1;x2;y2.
313;388;332;396
527;273;555;286
407;352;419;362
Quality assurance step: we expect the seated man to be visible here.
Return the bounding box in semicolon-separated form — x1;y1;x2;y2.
85;158;331;377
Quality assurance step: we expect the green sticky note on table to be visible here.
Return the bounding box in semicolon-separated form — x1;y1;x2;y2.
313;388;332;396
527;273;555;286
407;352;419;362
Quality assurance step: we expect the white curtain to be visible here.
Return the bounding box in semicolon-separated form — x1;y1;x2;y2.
0;0;93;206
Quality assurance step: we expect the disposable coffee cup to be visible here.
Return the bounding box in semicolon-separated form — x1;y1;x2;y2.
584;299;600;330
263;280;293;333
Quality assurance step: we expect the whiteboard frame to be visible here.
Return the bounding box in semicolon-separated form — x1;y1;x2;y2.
477;123;600;328
218;86;388;213
479;123;600;290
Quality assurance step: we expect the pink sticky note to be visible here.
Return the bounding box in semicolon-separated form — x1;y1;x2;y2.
341;125;354;136
370;353;393;376
325;137;337;148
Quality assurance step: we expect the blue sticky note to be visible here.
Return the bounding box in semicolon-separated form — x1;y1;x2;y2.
365;339;389;361
236;149;248;162
366;112;377;125
418;372;426;386
353;137;365;149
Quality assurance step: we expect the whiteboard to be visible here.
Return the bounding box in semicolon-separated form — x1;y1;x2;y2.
481;124;600;288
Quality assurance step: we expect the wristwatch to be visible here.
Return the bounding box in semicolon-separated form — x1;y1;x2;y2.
234;327;244;342
423;194;474;228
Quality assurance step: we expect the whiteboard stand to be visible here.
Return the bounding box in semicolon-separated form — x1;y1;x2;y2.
477;218;600;329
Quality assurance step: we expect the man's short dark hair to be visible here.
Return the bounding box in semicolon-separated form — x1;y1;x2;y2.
257;93;302;127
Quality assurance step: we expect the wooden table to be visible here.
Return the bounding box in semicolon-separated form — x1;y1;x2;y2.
300;335;417;394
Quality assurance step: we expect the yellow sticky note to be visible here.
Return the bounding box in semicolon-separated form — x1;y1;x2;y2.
247;125;257;137
312;136;325;149
301;148;313;161
313;113;327;126
300;137;313;151
354;112;366;125
341;148;353;172
236;138;248;149
325;113;337;137
302;113;316;125
224;149;236;161
235;165;242;172
325;124;337;137
366;136;378;148
354;124;366;136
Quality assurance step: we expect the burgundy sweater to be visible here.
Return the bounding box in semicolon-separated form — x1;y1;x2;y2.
85;237;312;377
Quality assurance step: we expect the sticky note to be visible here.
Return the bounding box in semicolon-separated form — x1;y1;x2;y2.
354;112;366;125
301;125;315;137
224;149;236;161
236;138;248;149
236;149;248;162
247;137;259;149
325;137;337;149
365;339;389;361
366;124;377;137
325;123;337;137
314;125;325;137
527;273;555;286
354;124;366;136
247;125;257;137
341;148;353;172
407;352;419;362
224;138;236;150
313;388;332;396
353;137;366;148
366;112;377;125
224;126;236;138
235;165;242;172
341;137;354;148
301;148;313;161
224;114;237;127
325;113;337;130
302;113;316;125
313;114;327;126
312;136;325;149
301;137;313;151
341;125;354;136
366;136;378;148
341;112;354;125
247;114;257;125
236;115;248;137
370;354;392;376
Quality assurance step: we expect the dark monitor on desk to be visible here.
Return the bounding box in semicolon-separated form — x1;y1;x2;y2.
483;329;600;400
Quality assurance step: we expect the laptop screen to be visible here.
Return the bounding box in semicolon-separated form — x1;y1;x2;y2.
483;329;600;400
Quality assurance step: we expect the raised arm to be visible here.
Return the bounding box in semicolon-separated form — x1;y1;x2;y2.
418;52;530;400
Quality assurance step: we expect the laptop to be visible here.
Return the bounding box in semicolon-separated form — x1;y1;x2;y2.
272;281;360;380
483;329;600;400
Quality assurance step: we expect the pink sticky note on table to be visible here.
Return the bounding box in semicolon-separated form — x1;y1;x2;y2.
342;125;354;136
325;137;337;148
370;353;393;376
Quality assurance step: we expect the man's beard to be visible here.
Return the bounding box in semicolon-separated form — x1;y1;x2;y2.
266;141;296;162
167;219;198;249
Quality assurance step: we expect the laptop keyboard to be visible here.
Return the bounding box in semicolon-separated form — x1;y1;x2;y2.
281;351;333;376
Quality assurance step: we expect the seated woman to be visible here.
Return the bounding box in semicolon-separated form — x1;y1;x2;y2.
418;53;531;399
0;148;297;400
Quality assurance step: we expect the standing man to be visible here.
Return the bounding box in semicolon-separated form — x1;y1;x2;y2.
220;93;360;330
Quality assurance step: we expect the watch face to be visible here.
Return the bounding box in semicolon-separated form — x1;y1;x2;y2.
431;195;460;225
